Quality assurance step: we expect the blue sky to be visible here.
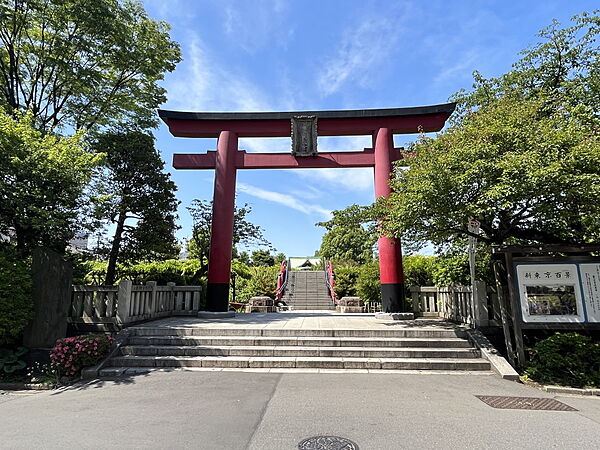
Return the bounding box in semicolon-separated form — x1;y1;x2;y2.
142;0;596;257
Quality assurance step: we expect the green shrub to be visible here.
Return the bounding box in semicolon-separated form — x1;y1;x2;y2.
524;333;600;388
356;261;381;303
0;347;27;374
78;259;204;286
237;266;278;301
333;266;360;299
0;245;32;345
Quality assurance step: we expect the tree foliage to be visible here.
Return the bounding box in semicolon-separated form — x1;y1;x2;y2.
332;262;381;303
317;204;376;264
382;12;600;250
250;250;275;267
77;258;204;286
92;131;179;284
231;262;278;302
0;244;32;345
186;200;272;277
0;111;101;255
0;0;181;132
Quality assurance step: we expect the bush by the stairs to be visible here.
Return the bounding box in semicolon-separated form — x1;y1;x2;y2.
356;261;381;303
50;334;113;379
524;333;600;388
236;266;278;302
333;266;360;299
0;244;33;345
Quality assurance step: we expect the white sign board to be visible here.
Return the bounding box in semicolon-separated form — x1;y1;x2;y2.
516;264;585;323
579;264;600;322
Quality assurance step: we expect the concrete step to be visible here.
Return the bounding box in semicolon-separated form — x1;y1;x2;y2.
128;327;468;338
107;355;490;371
128;336;473;348
120;345;481;359
288;306;335;310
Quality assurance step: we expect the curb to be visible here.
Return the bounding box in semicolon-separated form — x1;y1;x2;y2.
81;329;130;380
544;385;600;396
466;329;520;381
0;382;55;391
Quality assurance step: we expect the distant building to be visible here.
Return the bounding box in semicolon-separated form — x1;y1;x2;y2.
68;232;88;251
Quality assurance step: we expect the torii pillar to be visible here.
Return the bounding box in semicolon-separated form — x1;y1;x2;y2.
374;127;405;312
206;130;238;310
159;104;456;313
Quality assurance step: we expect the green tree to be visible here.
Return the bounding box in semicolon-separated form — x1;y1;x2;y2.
0;243;32;345
251;250;275;267
382;13;600;249
402;255;437;286
236;251;252;266
0;0;181;132
316;204;376;264
0;112;102;255
274;252;287;265
187;200;272;277
92;131;179;285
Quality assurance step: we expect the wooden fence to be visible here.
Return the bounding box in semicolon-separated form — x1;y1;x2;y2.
69;280;202;330
411;282;500;327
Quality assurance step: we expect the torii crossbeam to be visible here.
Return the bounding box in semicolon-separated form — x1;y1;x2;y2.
159;103;456;313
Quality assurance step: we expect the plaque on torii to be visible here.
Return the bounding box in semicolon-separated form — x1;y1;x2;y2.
159;103;456;313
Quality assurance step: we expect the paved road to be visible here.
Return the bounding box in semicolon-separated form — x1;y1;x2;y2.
1;371;599;449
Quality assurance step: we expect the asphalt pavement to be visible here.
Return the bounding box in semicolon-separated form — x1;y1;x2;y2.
1;371;599;449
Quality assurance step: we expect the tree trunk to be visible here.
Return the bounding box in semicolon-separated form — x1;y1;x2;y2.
14;223;28;257
105;211;127;285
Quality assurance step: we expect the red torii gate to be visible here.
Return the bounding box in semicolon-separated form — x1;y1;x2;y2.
159;103;455;313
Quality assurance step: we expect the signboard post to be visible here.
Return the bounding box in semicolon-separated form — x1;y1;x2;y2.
468;218;480;326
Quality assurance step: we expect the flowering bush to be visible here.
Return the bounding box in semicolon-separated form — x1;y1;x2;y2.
50;334;113;378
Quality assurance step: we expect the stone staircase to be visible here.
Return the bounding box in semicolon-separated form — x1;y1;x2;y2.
282;271;334;310
100;325;491;375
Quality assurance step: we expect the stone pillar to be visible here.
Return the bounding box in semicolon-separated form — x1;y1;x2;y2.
23;248;73;348
206;130;238;312
374;127;406;313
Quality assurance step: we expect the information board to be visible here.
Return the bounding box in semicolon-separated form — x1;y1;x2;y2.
516;264;585;323
579;264;600;322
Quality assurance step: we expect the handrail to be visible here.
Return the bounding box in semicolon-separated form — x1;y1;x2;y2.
275;259;289;301
323;259;337;304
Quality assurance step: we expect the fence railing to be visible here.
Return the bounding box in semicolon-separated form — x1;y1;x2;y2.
69;280;202;329
323;259;337;305
410;282;499;327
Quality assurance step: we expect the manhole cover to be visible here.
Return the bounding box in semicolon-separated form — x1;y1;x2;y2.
298;435;359;450
476;395;577;411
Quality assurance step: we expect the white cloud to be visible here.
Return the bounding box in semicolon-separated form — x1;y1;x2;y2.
237;183;331;219
433;49;480;85
221;0;293;54
294;168;374;193
294;135;374;193
164;36;274;113
317;10;410;96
